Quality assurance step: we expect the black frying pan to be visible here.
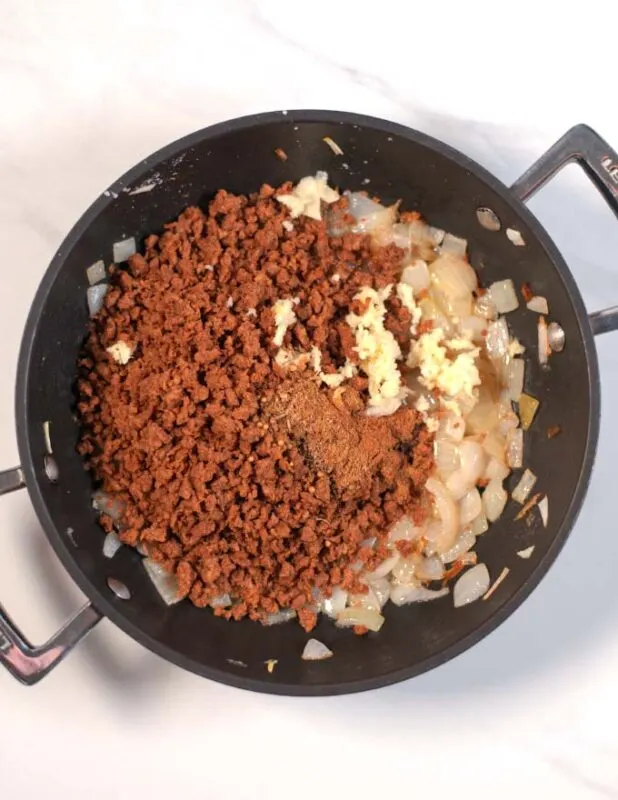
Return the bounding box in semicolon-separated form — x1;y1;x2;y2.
1;111;617;694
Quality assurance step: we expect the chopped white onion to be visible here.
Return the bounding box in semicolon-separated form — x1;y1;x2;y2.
435;439;460;477
264;608;295;624
506;428;524;469
346;193;396;235
483;480;508;522
143;558;181;605
482;430;507;463
415;555;445;581
517;546;535;559
87;284;108;317
430;254;477;315
302;638;334;660
210;593;233;609
446;441;486;499
102;531;122;558
439;233;468;257
113;237;137;263
488;280;519;313
538;316;550;366
485;318;510;360
336;607;384;632
527;296;549;314
458;315;487;342
391;558;417;585
474;294;498;321
512;469;537;504
323;136;343;156
506;358;525;401
506;228;525;246
349;588;381;613
441;529;476;563
460;488;483;525
43;421;52;455
368;577;391;608
390;585;449;606
364;552;400;580
92;491;125;523
453;563;490;607
321;587;348;618
87;260;106;286
538;496;549;527
437;413;466;443
470;512;489;536
426;477;460;550
484;456;510;482
400;260;430;295
388;515;420;543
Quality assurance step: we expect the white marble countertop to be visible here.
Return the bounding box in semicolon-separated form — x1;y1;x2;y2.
2;1;618;797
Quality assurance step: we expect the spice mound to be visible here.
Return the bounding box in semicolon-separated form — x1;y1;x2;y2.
78;182;433;632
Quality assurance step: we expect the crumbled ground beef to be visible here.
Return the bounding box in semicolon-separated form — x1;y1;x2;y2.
77;185;433;630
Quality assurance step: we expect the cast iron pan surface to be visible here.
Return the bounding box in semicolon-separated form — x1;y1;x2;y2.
12;111;601;694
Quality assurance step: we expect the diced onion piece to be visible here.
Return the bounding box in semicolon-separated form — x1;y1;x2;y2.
482;430;506;463
364;552;400;581
401;260;430;295
323;136;343;155
391;558;417;585
441;529;476;564
87;284;108;317
349;588;381;613
346;193;396;235
102;531;122;558
460;488;482;525
113;237;137;263
211;593;233;609
390;585;449;606
336;607;384;632
474;294;498;321
548;321;565;353
437;413;466;443
264;608;295;624
506;428;523;469
439;233;468;257
302;638;334;660
519;393;539;430
506;358;525;402
427;226;446;245
87;259;106;285
415;555;445;581
470;512;489;536
538;316;550;365
369;578;391;608
486;318;510;360
321;587;348;618
483;566;510;600
538;495;549;527
483;480;508;522
512;469;537;504
458;315;487;342
92;491;125;523
430;254;477;315
484;456;510;482
488;279;519;313
506;228;525;246
143;558;181;605
517;546;535;559
388;515;420;543
435;439;460;477
515;492;542;521
426;477;459;550
527;296;549;314
453;563;490;607
43;421;52;455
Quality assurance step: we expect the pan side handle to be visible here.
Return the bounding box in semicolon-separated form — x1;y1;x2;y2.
511;124;618;336
0;467;102;685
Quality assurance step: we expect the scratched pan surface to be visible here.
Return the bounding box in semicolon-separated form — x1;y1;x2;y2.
13;111;599;694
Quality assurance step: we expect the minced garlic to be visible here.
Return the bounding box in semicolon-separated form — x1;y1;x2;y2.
276;172;339;221
408;328;480;410
346;285;402;411
106;340;134;365
272;298;297;347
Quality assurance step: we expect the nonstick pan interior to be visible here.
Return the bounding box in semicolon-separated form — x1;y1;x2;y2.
15;111;599;694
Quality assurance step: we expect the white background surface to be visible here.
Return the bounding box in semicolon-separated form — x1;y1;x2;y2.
2;1;618;797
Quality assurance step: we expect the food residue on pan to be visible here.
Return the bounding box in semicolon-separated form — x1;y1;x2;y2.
77;169;561;636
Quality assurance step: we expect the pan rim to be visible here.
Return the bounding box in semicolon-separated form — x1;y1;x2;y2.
14;109;601;695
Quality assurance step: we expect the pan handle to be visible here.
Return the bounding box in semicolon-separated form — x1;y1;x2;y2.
510;124;618;336
0;467;102;686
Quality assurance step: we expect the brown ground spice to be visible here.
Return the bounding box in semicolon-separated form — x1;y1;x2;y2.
77;184;434;631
